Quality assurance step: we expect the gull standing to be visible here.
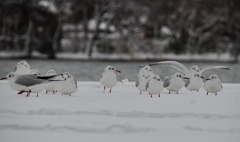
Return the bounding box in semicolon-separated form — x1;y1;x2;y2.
204;74;222;95
164;72;185;94
185;72;204;92
56;72;77;96
146;74;163;98
45;70;57;94
1;72;60;97
136;73;150;94
99;65;121;93
15;60;31;75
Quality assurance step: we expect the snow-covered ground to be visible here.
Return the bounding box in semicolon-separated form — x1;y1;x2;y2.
0;81;240;142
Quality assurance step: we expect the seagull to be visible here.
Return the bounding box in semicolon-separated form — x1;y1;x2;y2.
185;72;204;92
99;65;121;93
137;65;154;78
146;74;163;98
204;74;222;95
136;73;150;94
56;72;77;96
0;72;61;97
163;72;185;94
29;69;40;75
44;70;57;94
15;60;31;75
144;61;233;78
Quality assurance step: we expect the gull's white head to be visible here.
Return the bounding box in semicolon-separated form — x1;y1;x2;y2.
173;72;184;79
206;74;219;81
60;72;72;81
192;72;204;79
104;65;121;73
46;70;57;76
1;72;17;81
140;65;152;72
15;60;30;74
141;73;150;80
152;74;161;81
191;65;199;72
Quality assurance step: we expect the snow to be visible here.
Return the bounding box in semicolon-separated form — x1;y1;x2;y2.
0;81;240;142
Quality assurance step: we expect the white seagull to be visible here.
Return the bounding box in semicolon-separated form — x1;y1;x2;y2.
146;74;164;98
184;72;204;92
137;65;154;78
136;73;150;94
1;72;60;97
163;72;185;94
15;60;31;75
145;61;233;78
204;74;222;95
56;72;77;96
45;70;57;94
99;65;121;93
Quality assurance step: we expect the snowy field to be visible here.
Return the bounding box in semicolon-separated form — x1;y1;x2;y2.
0;81;240;142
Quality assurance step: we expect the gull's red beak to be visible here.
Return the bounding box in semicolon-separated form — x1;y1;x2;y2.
157;79;161;81
1;77;7;80
200;76;204;78
206;78;210;81
183;77;189;79
149;69;152;72
115;70;121;73
196;70;200;72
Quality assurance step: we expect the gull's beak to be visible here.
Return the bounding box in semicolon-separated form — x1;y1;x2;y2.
183;77;189;79
115;70;121;73
196;70;199;72
1;77;7;80
200;76;204;78
149;69;152;72
206;78;210;81
157;79;161;81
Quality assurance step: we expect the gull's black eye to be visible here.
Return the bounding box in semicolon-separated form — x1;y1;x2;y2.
179;75;182;77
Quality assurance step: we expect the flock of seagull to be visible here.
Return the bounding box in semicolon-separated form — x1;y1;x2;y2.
1;60;77;97
136;61;233;97
0;60;233;98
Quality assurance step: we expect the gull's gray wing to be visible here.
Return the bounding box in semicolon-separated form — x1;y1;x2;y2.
135;77;140;87
15;74;48;87
15;74;60;87
185;78;190;87
200;66;233;74
148;61;189;75
146;80;150;90
163;76;171;88
73;76;77;88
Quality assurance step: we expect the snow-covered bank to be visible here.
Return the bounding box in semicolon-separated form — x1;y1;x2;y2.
0;81;240;142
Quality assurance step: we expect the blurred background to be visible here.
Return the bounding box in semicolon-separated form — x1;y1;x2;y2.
0;0;240;82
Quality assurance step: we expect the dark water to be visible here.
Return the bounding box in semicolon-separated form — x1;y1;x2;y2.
0;59;239;83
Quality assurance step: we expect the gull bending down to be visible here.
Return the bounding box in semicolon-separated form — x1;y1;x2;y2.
1;72;61;97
